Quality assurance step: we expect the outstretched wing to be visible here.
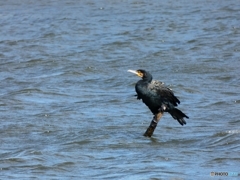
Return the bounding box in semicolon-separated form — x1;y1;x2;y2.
148;80;180;106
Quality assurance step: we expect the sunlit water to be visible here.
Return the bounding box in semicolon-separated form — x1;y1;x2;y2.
0;0;240;179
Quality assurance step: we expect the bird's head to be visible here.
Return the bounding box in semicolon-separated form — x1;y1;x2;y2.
128;69;152;81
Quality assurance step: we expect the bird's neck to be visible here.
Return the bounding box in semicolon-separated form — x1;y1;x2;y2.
142;76;152;83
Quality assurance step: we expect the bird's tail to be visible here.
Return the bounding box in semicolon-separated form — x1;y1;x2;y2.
169;108;189;126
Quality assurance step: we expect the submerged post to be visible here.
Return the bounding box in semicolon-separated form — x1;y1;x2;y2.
144;112;163;137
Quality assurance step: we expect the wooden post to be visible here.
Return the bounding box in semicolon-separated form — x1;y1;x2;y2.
144;112;163;137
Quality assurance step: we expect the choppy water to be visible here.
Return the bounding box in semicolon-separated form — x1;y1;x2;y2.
1;0;240;179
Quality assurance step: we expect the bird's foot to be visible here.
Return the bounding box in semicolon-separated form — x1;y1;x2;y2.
151;115;158;124
144;112;164;137
144;122;157;137
151;115;158;127
134;94;141;100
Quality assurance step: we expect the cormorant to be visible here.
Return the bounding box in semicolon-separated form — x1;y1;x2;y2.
128;69;189;137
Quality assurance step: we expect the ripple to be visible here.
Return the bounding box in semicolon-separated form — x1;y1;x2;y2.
226;130;240;134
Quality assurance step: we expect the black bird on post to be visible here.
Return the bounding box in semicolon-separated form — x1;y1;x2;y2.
128;69;189;137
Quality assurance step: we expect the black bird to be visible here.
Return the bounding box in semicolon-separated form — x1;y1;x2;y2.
128;69;189;137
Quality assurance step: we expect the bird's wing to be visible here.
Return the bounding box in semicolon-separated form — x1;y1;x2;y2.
148;80;168;91
150;80;165;86
148;80;180;106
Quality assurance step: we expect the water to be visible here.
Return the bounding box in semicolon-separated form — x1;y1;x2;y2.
0;0;240;179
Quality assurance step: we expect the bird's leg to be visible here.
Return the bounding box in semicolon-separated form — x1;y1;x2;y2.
159;105;167;113
143;112;163;137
